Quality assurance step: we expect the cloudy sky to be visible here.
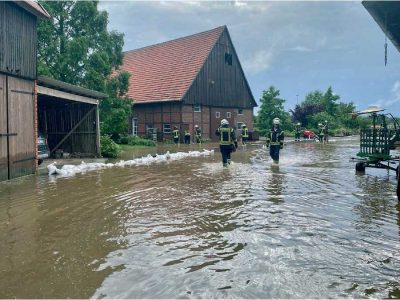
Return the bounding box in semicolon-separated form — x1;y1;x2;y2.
99;1;400;115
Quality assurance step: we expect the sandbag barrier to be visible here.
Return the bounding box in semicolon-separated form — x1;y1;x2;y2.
47;149;215;177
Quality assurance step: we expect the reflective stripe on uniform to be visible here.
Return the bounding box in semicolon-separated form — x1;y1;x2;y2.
219;127;232;145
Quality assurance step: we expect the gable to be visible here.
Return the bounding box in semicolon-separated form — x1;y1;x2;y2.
119;26;225;104
182;28;257;108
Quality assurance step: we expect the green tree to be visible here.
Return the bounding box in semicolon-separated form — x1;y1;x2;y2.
37;1;132;139
100;72;133;140
256;86;290;135
321;87;340;116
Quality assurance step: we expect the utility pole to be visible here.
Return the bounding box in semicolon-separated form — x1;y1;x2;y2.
296;94;299;105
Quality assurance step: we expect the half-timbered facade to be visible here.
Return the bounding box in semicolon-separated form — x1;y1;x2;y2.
119;26;257;141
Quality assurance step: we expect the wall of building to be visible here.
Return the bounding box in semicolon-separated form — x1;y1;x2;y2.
0;2;37;79
131;103;254;142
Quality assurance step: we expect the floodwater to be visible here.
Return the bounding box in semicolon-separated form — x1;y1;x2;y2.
0;138;399;299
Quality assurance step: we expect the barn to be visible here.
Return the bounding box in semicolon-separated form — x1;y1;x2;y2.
118;26;257;142
0;1;105;181
0;1;50;181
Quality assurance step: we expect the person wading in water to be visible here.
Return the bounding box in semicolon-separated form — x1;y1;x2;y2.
216;119;237;167
266;118;284;163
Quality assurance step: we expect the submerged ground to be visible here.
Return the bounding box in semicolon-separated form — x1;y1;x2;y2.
0;138;399;298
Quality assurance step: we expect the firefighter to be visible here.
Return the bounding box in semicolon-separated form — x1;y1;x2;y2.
184;128;191;144
241;124;249;145
318;121;328;143
266;118;284;163
172;126;180;144
294;122;301;141
194;125;202;144
215;119;237;167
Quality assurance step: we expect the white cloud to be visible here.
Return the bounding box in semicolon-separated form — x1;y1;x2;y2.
242;49;274;75
370;81;400;108
290;45;312;52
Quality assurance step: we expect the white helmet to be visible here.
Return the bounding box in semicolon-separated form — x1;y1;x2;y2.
273;118;280;125
242;123;246;128
221;119;229;126
194;125;199;128
297;122;301;126
318;123;322;127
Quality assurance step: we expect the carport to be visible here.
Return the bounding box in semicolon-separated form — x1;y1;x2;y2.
37;76;106;158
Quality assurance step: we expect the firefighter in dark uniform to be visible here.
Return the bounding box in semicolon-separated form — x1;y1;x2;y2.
184;128;191;144
241;124;249;145
215;119;237;167
266;118;284;163
318;121;328;143
294;122;301;141
194;125;202;144
172;126;180;144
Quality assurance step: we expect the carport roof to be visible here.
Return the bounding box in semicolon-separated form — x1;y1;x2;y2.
37;76;107;105
363;1;400;53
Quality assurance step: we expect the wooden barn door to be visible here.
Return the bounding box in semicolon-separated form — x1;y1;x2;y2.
7;77;35;179
0;75;8;181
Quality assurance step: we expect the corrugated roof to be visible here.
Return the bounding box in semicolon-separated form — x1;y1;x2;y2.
118;26;226;104
14;0;50;19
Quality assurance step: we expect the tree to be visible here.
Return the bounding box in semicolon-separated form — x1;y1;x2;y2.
321;87;340;116
100;72;133;140
290;102;323;126
256;86;291;135
38;1;124;91
37;1;132;139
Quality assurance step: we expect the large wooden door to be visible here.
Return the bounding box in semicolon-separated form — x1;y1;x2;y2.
0;74;8;181
7;77;35;179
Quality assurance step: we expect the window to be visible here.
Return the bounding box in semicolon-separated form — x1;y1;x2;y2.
226;112;231;118
163;123;171;134
238;109;243;115
193;104;201;112
237;122;244;130
132;118;138;136
225;53;233;65
215;111;220;118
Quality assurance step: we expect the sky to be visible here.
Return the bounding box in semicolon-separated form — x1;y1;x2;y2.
99;0;400;115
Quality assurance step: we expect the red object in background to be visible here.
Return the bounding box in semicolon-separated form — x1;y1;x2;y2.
303;130;318;139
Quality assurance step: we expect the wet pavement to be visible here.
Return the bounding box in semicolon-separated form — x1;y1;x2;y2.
0;137;399;298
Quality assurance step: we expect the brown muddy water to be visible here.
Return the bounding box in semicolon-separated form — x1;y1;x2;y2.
0;138;399;298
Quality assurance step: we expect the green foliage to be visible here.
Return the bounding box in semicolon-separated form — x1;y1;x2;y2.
290;87;369;134
38;1;132;139
256;86;291;135
37;1;124;90
119;135;156;147
100;135;121;158
100;72;133;141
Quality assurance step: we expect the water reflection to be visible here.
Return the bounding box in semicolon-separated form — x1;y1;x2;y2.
1;138;400;298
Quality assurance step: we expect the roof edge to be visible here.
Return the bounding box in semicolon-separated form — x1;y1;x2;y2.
14;1;51;19
37;76;107;99
123;25;227;54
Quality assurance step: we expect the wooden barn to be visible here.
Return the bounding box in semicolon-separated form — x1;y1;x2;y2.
0;1;49;181
0;1;105;182
118;26;257;142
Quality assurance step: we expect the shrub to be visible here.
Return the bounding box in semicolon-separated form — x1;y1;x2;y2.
119;135;156;147
100;135;121;158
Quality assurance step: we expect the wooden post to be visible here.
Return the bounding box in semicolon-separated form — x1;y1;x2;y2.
96;105;101;157
397;164;399;201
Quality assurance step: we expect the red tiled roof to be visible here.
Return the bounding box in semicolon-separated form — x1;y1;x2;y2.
119;26;226;104
14;0;50;19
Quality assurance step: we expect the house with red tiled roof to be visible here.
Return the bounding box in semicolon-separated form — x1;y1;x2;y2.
119;25;257;142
